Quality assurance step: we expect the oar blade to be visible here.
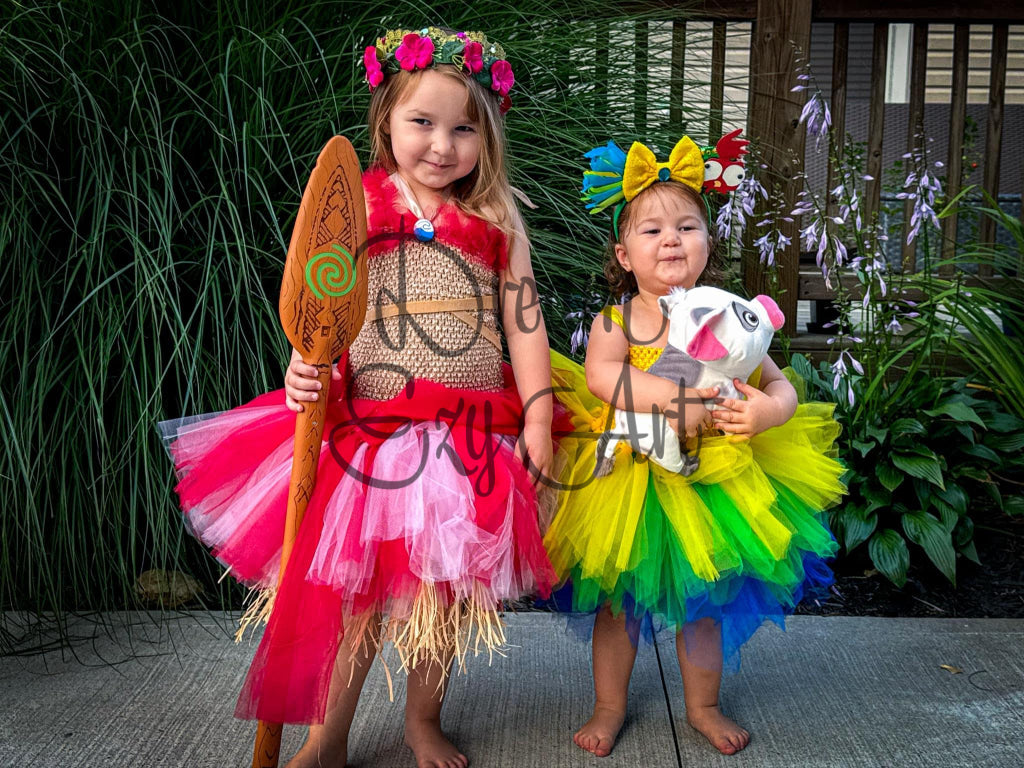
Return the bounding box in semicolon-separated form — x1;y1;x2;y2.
280;135;368;364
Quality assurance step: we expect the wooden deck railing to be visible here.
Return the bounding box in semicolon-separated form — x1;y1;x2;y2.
625;1;1024;339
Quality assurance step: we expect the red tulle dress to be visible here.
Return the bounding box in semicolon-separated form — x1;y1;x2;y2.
161;168;556;724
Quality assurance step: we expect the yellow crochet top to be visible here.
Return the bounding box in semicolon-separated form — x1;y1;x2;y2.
599;306;665;372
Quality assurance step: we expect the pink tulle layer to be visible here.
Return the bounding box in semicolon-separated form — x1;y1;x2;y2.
161;366;556;723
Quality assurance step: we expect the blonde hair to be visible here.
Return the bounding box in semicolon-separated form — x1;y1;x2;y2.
368;65;519;236
603;182;723;298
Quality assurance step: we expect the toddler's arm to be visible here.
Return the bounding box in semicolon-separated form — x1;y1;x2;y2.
712;354;797;438
585;312;718;439
284;348;343;413
501;214;553;485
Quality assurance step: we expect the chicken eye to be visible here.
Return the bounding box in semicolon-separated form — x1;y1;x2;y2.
704;160;723;181
722;165;745;188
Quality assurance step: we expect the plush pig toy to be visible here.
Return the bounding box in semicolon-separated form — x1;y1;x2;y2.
595;286;785;477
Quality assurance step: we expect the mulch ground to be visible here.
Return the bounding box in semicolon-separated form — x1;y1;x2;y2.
796;504;1024;619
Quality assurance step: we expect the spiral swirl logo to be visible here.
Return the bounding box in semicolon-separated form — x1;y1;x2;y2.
305;244;357;300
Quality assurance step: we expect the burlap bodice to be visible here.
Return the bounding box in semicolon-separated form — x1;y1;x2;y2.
348;172;507;400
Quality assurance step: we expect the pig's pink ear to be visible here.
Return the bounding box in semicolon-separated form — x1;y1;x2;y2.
686;324;728;361
755;294;785;331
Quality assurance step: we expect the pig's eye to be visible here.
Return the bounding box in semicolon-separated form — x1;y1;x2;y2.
732;301;759;331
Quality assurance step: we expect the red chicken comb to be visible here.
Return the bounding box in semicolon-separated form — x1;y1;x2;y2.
714;129;749;162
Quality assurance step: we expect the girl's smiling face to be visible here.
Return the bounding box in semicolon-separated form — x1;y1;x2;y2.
614;184;711;297
388;69;482;200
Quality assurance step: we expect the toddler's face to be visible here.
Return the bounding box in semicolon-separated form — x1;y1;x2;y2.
388;69;481;199
615;186;710;296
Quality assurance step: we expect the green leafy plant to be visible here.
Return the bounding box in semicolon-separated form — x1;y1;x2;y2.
790;354;1024;586
751;61;1024;587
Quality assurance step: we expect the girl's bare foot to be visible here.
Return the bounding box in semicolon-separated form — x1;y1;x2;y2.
573;705;626;758
284;736;347;768
686;704;750;755
404;717;468;768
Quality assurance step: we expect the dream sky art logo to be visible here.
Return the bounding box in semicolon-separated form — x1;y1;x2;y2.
322;218;708;492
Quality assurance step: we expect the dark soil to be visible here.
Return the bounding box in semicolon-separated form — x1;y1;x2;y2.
796;505;1024;619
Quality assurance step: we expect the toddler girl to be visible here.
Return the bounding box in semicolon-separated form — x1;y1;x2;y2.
546;135;845;758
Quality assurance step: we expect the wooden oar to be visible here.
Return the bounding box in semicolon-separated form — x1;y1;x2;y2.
252;136;367;768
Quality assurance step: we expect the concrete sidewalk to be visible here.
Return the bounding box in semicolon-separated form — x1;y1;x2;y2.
1;613;1022;767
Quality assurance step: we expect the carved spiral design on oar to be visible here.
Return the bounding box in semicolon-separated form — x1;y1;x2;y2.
305;244;357;300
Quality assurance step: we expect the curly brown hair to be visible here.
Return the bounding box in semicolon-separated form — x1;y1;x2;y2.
603;181;724;299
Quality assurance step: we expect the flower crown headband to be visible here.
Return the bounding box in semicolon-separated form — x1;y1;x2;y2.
363;27;515;114
582;130;749;239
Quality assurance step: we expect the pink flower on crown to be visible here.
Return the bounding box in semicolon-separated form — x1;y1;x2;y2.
463;40;483;74
490;59;514;96
395;33;434;71
363;46;383;90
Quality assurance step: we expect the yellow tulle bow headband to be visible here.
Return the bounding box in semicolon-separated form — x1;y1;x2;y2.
581;130;749;237
622;137;705;200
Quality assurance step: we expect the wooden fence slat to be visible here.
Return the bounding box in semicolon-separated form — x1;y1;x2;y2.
826;21;849;223
864;23;888;224
743;0;812;335
978;21;1008;276
635;21;649;132
814;21;849;333
670;20;687;132
694;0;1024;22
799;269;1016;300
900;22;928;272
710;21;727;142
595;22;609;119
810;1;1024;23
940;23;970;278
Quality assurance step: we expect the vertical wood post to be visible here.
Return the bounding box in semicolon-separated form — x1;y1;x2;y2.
978;22;1008;276
744;0;812;336
941;23;970;277
710;21;727;142
826;22;849;223
901;23;928;273
595;22;609;120
864;23;888;225
635;21;649;133
670;20;688;133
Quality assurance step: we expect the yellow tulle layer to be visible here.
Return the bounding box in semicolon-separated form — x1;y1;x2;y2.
546;350;846;617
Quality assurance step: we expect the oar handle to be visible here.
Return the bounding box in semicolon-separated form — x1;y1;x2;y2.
252;362;332;768
279;362;332;577
252;721;283;768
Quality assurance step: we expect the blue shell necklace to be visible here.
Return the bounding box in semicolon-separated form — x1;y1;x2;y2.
391;173;449;242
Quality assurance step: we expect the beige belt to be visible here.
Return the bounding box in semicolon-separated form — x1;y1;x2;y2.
366;295;501;350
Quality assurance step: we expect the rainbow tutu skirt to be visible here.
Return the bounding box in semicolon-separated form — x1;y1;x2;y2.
544;351;846;663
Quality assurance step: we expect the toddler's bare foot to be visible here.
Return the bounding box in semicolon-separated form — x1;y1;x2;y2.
284;736;347;768
687;704;750;755
404;717;467;768
573;705;625;758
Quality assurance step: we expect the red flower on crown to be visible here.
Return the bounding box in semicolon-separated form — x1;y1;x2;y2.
363;46;383;90
394;33;434;71
463;40;483;74
490;59;514;96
